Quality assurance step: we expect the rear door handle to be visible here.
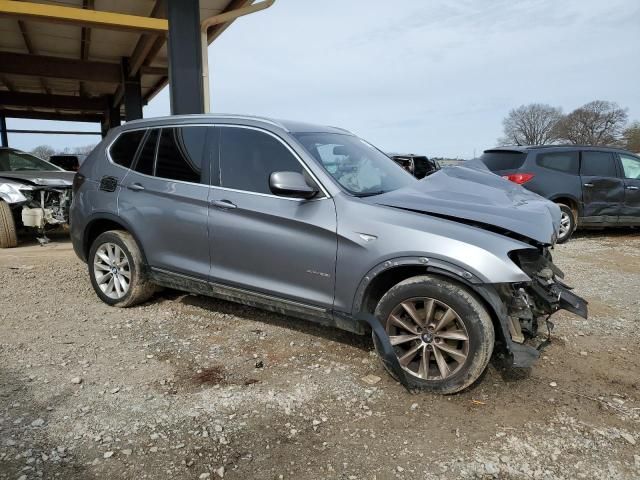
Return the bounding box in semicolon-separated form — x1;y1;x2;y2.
627;186;639;191
127;183;145;191
211;199;237;209
583;183;594;188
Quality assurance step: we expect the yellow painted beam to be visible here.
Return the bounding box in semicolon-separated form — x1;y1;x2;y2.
0;0;168;33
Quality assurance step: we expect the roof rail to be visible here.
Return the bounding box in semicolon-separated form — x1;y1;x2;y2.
125;113;289;131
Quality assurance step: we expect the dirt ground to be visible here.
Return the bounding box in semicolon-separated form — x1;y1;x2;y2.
1;230;639;480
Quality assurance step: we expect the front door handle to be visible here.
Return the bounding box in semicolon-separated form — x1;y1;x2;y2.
626;186;639;191
127;183;145;191
583;183;594;188
211;199;237;209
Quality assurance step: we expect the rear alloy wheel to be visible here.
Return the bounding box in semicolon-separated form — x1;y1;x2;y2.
556;203;576;244
89;230;155;307
374;275;494;394
0;200;18;248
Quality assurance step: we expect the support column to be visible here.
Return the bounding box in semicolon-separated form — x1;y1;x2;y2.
0;115;7;147
121;58;143;121
167;0;204;115
101;96;121;137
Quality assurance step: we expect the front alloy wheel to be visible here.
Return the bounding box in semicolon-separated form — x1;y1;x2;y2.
374;275;495;394
387;298;469;380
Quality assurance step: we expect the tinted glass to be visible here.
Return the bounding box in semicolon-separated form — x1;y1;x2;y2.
134;129;158;176
0;149;61;172
580;151;617;177
620;154;640;179
536;151;578;174
110;130;144;168
155;127;206;183
480;151;527;171
220;127;302;194
294;132;415;195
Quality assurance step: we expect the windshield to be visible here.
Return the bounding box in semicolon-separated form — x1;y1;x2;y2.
293;132;416;196
0;149;62;172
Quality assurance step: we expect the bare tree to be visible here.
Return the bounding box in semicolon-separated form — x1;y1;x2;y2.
555;100;628;145
622;122;640;153
30;145;55;160
499;103;563;146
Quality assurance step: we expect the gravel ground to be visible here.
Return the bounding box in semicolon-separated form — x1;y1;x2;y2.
1;230;639;479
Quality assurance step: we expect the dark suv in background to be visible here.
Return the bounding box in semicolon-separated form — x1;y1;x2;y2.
481;146;640;242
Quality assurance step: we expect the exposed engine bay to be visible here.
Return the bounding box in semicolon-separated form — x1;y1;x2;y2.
502;247;588;346
19;187;71;230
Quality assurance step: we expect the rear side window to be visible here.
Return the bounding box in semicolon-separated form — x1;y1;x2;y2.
155;127;207;183
134;129;159;176
110;130;144;168
580;151;617;177
536;151;578;174
480;151;526;171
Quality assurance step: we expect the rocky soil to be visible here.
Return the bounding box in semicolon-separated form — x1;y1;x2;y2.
1;230;638;479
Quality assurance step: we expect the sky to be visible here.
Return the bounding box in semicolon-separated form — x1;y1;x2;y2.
6;0;640;158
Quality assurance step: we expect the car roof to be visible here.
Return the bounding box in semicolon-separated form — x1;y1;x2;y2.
120;114;352;135
484;145;634;154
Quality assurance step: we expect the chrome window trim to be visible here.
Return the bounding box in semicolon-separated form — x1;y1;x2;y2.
216;123;331;199
106;123;331;198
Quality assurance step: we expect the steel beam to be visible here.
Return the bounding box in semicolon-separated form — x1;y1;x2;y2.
0;0;169;33
6;129;100;136
121;58;143;121
0;52;122;83
0;108;106;123
167;0;203;115
0;115;7;147
0;91;107;111
101;95;121;137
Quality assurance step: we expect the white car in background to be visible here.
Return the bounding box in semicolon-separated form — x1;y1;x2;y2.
0;147;74;248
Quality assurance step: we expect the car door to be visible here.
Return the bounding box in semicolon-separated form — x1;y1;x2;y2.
579;150;624;224
118;126;213;279
618;152;640;225
208;125;337;309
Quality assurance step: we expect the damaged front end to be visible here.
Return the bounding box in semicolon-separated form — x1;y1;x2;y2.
1;182;71;242
496;247;588;366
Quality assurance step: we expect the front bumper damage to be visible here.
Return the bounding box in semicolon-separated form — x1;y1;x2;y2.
495;248;588;368
1;184;71;241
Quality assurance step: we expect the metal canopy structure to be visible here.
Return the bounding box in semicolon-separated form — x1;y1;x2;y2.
0;0;270;145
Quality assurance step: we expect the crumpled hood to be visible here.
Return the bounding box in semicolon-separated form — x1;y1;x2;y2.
0;171;75;187
368;161;560;245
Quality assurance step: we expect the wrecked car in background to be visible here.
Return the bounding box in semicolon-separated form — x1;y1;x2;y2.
71;115;588;394
0;148;74;248
388;153;440;179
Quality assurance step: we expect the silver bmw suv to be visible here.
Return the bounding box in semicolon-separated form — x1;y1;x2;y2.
70;114;587;394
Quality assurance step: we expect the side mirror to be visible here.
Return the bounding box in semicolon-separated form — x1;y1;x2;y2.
269;171;319;199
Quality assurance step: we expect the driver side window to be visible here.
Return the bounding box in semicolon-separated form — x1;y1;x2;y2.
620;154;640;180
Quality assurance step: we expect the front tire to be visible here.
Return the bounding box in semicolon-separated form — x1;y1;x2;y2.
373;275;494;394
0;200;18;248
556;203;576;244
88;230;155;307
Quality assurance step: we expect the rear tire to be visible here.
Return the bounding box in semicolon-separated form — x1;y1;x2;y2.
0;200;18;248
373;275;494;394
556;203;576;244
88;230;155;307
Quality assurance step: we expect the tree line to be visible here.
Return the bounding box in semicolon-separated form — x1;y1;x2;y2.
30;143;97;161
499;100;640;152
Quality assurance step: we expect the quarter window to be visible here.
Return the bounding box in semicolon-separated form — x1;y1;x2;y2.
219;127;303;194
580;151;617;177
134;129;158;176
110;130;145;168
154;127;206;183
536;151;578;174
620;154;640;180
